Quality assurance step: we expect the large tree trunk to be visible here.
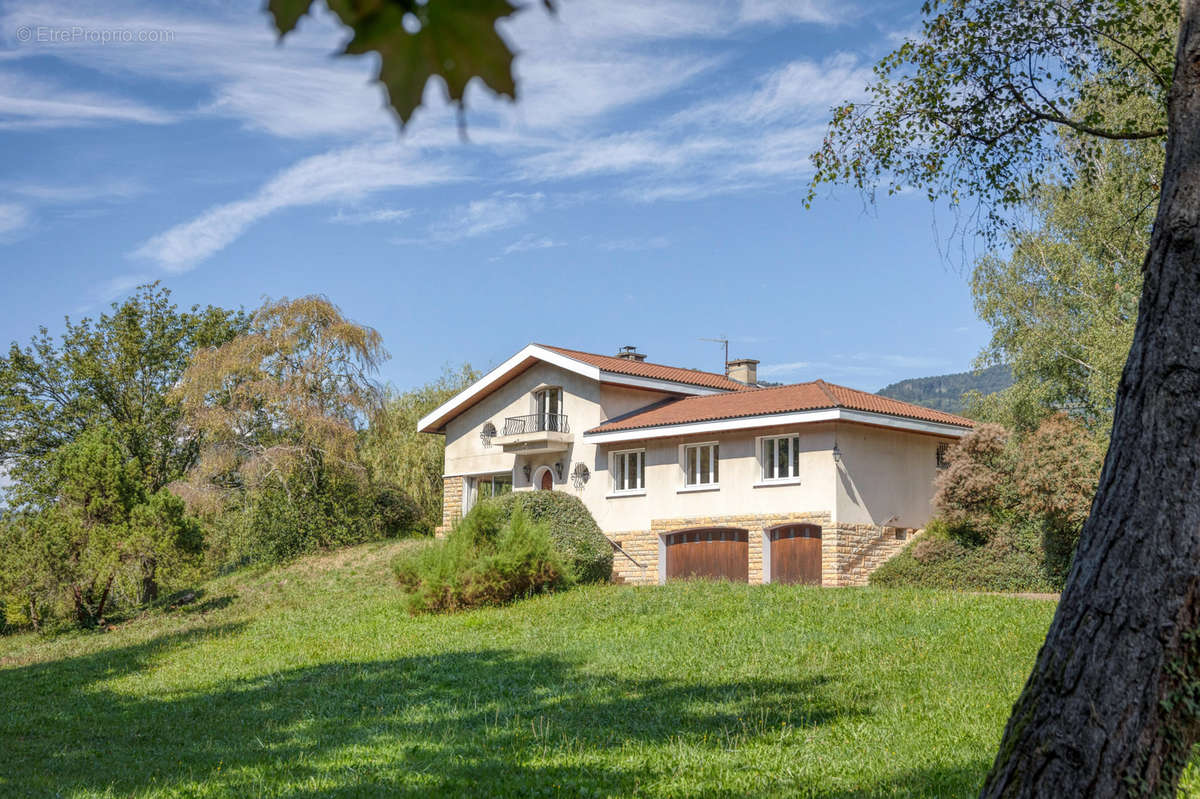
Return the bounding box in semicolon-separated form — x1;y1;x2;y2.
980;5;1200;797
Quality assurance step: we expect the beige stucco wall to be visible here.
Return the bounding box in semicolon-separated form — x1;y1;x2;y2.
833;423;950;529
588;423;837;532
441;361;676;515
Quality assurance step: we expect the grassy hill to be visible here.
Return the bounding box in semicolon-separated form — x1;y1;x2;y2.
0;541;1189;797
877;364;1013;415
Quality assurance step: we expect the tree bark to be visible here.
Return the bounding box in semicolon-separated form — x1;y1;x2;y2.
94;574;113;623
981;5;1200;797
140;556;158;605
71;583;89;626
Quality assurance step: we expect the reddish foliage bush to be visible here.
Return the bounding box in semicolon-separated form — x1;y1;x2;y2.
925;414;1103;587
933;423;1017;543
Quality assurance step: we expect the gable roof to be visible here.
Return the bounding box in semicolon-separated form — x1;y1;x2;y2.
586;379;974;437
537;345;750;392
417;343;745;434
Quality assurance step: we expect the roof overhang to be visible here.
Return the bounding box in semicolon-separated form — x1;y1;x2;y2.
417;344;729;434
582;407;972;444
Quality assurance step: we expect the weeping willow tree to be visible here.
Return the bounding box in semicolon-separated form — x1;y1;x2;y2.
172;296;395;561
360;364;479;533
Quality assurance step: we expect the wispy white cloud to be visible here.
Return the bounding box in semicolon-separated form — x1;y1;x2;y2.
503;234;563;255
850;353;951;370
7;0;876;271
737;0;851;26
89;272;154;304
2;0;852;141
741;54;871;121
5;178;148;203
0;202;32;238
0;73;175;129
133;142;457;271
1;2;390;139
328;206;412;225
430;192;545;242
598;235;671;251
759;360;816;377
515;54;870;201
761;353;951;380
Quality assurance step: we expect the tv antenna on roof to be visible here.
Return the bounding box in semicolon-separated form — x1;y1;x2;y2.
700;336;729;372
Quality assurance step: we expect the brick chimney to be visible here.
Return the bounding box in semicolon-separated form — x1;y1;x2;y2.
616;345;647;362
726;358;758;386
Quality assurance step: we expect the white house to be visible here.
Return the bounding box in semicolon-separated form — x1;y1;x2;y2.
418;344;973;586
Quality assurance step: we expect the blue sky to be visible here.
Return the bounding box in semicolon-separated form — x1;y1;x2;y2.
0;0;991;393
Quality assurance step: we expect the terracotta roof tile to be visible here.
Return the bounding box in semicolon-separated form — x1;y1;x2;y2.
587;379;974;434
538;344;750;392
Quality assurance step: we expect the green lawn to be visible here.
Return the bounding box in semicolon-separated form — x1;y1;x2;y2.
0;540;1142;797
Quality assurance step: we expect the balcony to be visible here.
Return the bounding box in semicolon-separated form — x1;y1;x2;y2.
492;413;572;454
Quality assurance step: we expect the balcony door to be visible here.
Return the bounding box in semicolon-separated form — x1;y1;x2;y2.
534;387;562;432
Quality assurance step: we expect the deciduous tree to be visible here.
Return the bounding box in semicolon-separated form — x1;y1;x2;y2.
808;0;1175;236
970;137;1159;431
0;283;248;498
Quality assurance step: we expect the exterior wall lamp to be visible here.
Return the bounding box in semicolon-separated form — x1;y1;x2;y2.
832;442;842;464
522;464;532;482
554;461;564;480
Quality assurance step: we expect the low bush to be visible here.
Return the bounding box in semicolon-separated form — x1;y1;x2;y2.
871;521;1056;593
394;504;571;614
231;472;427;566
484;491;612;583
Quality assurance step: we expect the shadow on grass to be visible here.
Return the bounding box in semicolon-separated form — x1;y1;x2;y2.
1;631;883;797
815;762;992;798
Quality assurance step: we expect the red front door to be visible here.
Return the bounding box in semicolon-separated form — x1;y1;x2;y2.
540;470;553;490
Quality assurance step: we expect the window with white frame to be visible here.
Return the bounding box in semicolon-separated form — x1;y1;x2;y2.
682;442;719;487
761;434;801;481
610;449;645;493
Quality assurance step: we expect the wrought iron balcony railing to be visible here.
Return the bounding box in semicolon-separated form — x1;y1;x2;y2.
502;413;570;436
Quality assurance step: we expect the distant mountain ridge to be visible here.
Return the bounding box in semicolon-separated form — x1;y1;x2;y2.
876;364;1012;416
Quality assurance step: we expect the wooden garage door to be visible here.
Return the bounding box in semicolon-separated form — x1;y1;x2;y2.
664;528;748;582
770;524;822;585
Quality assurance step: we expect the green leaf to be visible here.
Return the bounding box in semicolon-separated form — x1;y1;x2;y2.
267;0;319;37
326;0;520;127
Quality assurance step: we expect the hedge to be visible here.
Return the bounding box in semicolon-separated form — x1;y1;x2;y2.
869;521;1057;593
484;491;613;583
